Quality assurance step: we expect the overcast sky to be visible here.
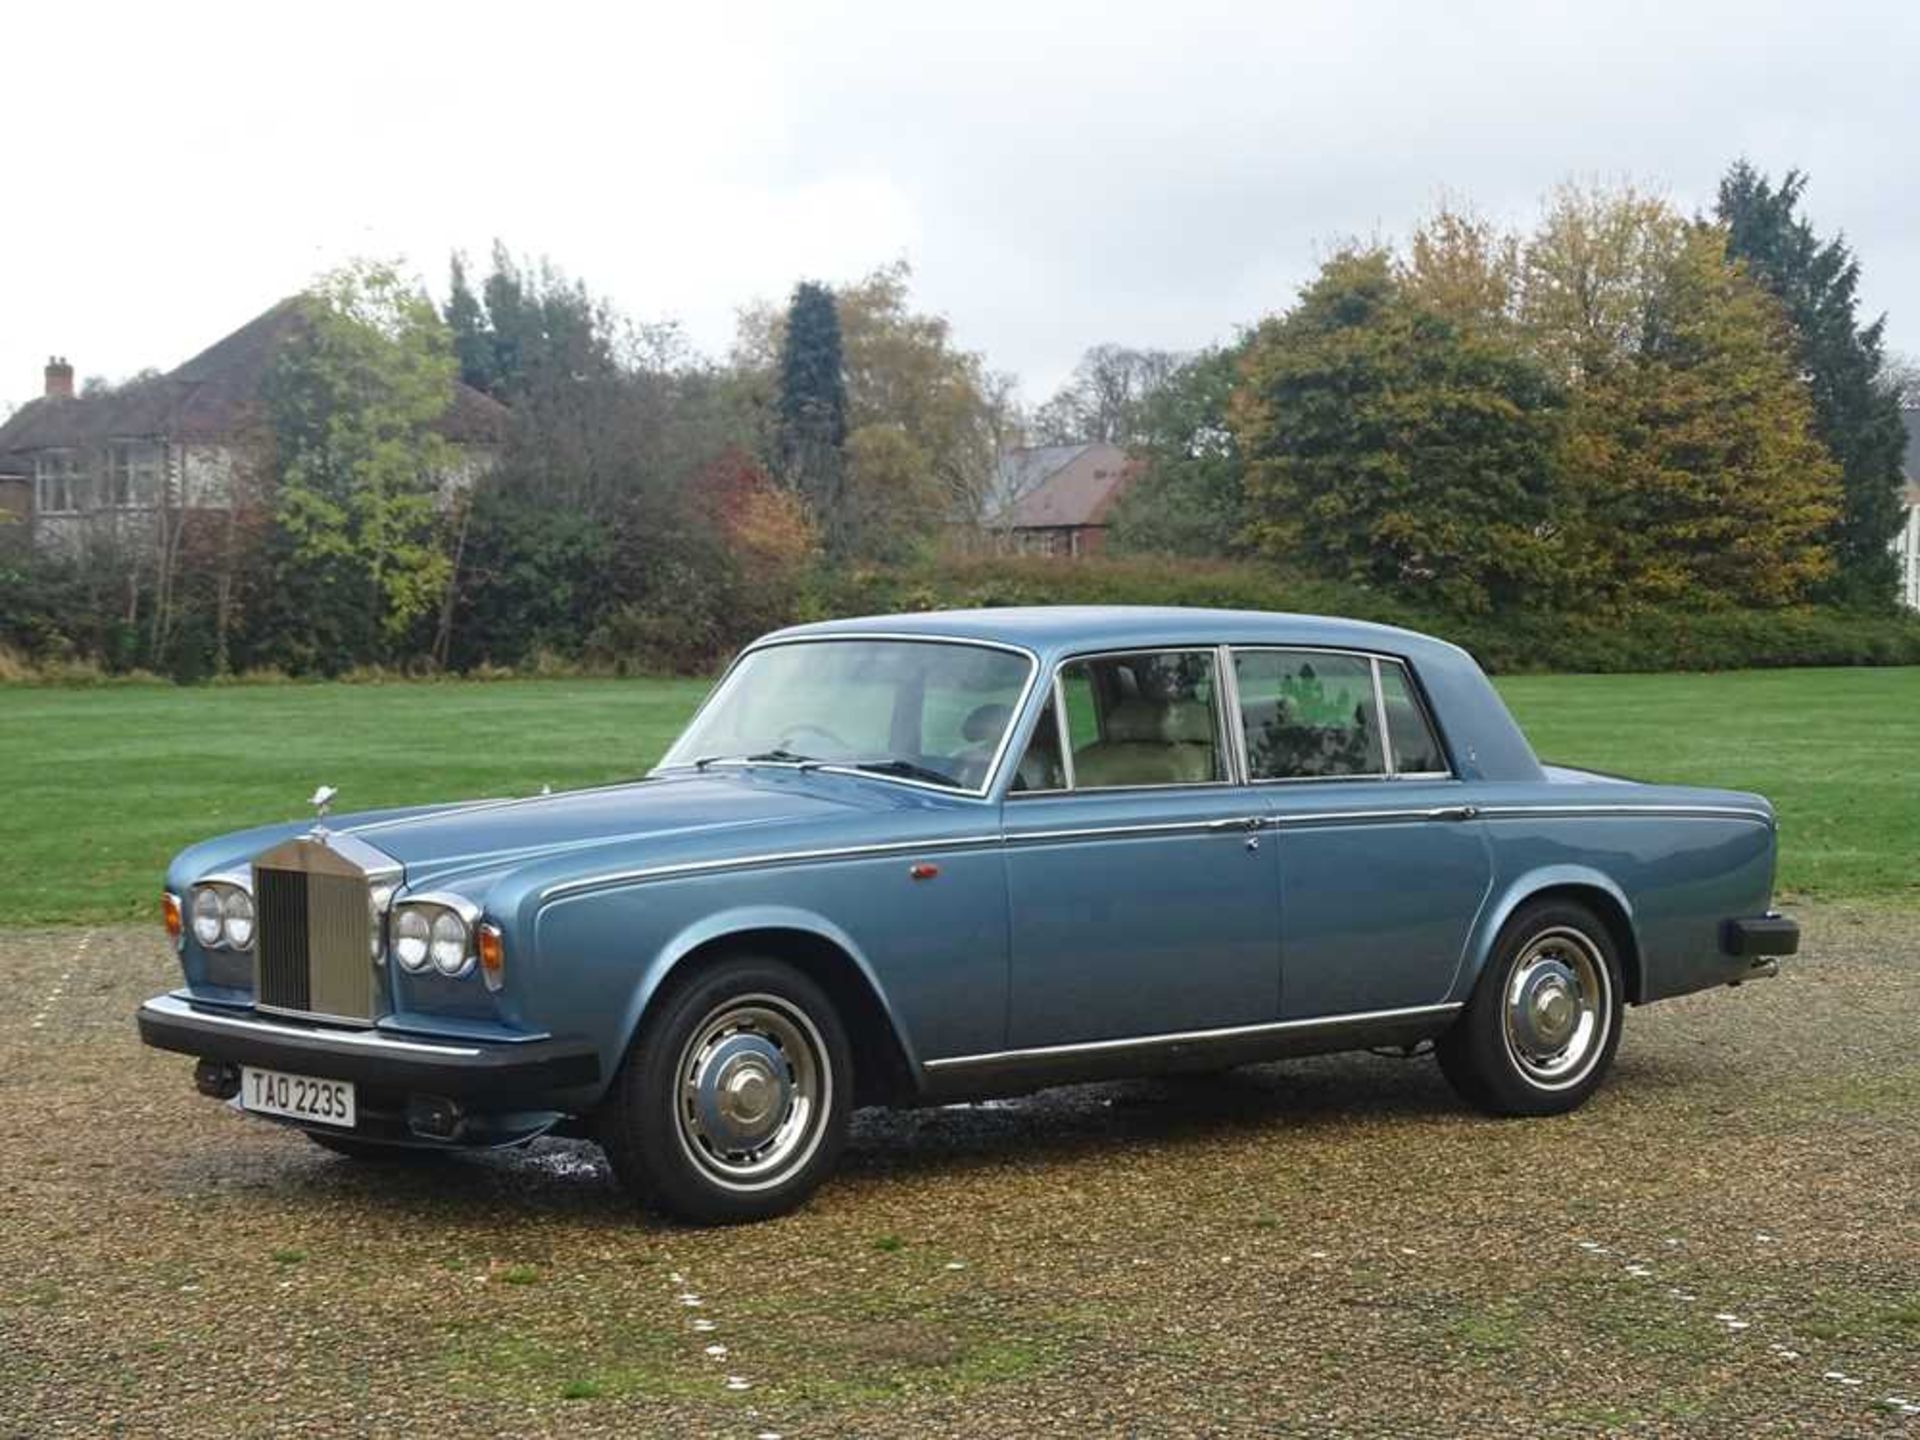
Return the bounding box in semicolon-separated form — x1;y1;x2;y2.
6;0;1917;415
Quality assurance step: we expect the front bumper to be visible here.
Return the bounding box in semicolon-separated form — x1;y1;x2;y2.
136;994;599;1101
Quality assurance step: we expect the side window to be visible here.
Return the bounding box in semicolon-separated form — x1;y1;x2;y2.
1059;650;1224;790
1378;661;1448;775
1235;650;1384;779
1009;695;1066;793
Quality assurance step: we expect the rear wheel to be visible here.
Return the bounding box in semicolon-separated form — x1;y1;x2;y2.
1438;899;1623;1116
599;956;851;1224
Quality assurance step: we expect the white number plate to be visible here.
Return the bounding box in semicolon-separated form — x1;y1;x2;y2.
240;1066;357;1128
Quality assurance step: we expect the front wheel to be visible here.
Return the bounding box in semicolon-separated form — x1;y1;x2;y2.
599;956;851;1224
1438;900;1624;1116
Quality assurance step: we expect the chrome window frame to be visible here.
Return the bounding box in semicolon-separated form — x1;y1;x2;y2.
650;632;1043;803
1006;644;1236;799
1226;645;1458;786
1373;655;1453;780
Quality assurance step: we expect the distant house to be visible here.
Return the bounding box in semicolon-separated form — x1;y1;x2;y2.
993;442;1142;557
0;299;507;557
1899;408;1920;611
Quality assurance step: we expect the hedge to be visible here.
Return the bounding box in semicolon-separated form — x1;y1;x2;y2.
803;556;1920;675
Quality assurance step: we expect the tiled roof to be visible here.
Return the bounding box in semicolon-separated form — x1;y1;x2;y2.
998;441;1140;530
0;298;506;459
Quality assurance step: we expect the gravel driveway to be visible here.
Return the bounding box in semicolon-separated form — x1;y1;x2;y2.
1;908;1914;1438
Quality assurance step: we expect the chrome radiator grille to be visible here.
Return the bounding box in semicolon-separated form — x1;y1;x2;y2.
252;835;388;1023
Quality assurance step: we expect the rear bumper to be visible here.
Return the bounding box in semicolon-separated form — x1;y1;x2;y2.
136;993;599;1101
1721;913;1800;961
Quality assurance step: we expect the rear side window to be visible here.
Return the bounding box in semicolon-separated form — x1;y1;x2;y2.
1234;651;1384;779
1378;661;1447;774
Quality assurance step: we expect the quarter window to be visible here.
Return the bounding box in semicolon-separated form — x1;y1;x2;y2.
1009;695;1067;792
1053;650;1225;790
1378;661;1447;774
1234;651;1384;779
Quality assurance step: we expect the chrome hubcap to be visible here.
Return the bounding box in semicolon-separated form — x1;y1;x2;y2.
675;996;829;1192
1503;927;1610;1089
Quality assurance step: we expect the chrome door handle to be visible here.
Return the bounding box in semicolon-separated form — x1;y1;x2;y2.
1428;805;1480;822
1207;816;1266;832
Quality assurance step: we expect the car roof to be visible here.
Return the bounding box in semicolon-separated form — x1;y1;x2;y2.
764;606;1465;663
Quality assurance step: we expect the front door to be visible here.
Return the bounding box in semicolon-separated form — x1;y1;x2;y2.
1000;648;1281;1048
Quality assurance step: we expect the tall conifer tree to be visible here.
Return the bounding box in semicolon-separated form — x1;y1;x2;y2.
777;281;849;550
1717;163;1907;606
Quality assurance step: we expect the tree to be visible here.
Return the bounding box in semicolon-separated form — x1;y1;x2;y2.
1107;345;1249;558
1033;344;1183;445
1235;249;1564;612
1521;181;1686;384
258;261;460;669
777;280;850;549
445;252;495;395
1551;223;1841;606
1717;163;1910;606
1883;352;1920;408
747;263;1015;552
1405;204;1522;332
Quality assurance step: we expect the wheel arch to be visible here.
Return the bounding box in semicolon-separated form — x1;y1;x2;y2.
620;907;922;1107
1462;868;1645;1005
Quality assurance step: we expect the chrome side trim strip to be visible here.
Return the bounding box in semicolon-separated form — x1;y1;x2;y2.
1005;816;1255;845
1477;804;1772;823
922;1001;1465;1072
538;802;1768;902
139;995;485;1057
540;833;1006;902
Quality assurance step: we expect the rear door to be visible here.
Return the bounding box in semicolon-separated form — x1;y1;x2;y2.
1230;648;1493;1019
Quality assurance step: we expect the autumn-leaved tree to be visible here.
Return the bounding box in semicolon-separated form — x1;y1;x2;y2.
1525;190;1840;606
259;261;459;669
1234;249;1563;611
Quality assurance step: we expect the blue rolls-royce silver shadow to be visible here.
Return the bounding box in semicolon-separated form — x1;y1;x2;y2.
138;608;1798;1222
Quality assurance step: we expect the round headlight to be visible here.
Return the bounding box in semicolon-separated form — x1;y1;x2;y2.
221;887;255;949
429;909;471;976
393;907;432;972
190;887;225;948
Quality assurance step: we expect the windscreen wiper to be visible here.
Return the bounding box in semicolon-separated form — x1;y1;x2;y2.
694;749;822;771
848;758;963;788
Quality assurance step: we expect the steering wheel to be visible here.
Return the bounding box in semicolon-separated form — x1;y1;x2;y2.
780;722;850;754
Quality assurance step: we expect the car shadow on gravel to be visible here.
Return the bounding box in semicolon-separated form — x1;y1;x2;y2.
154;1046;1722;1226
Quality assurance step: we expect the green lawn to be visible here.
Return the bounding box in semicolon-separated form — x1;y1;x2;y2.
1495;668;1917;907
0;678;709;926
0;667;1912;926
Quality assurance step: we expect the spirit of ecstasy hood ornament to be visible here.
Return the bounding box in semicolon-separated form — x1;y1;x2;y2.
308;785;339;831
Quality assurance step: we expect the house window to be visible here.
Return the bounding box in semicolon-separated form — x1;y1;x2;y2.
33;452;82;514
106;441;165;509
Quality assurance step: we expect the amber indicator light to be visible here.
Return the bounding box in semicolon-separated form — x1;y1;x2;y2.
477;923;505;979
161;892;183;943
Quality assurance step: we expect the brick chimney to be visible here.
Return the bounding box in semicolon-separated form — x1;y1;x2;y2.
44;356;74;400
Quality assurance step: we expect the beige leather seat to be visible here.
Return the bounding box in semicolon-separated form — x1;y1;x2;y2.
1073;698;1218;787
